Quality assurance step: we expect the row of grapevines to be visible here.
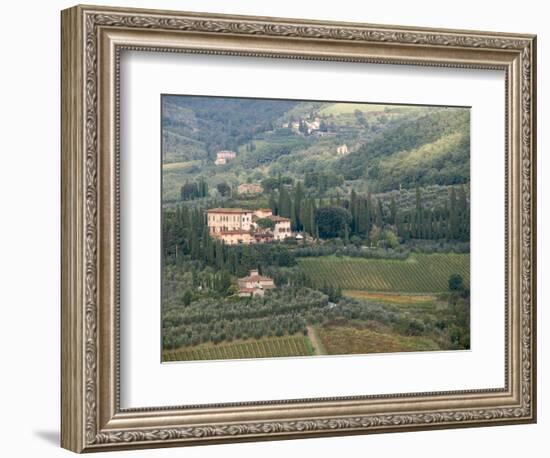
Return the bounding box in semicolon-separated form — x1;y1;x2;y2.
297;253;470;293
163;335;313;362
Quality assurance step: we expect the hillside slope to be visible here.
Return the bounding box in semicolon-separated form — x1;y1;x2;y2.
336;108;470;190
162;95;298;162
161;97;470;202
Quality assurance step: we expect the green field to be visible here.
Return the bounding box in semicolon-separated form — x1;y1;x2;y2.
319;103;387;115
162;159;201;171
342;291;439;306
163;335;314;362
298;253;470;293
318;103;421;116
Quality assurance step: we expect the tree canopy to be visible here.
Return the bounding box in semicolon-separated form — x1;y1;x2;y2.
315;206;352;238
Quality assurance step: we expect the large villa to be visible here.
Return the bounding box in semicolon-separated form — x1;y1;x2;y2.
206;207;292;245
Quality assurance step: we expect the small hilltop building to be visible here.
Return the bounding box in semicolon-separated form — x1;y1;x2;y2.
252;210;292;241
237;269;276;297
268;215;292;241
336;144;349;156
214;150;237;165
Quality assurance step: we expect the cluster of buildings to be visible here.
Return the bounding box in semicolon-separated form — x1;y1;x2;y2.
284;117;321;135
214;150;237;165
237;269;275;297
206;207;292;245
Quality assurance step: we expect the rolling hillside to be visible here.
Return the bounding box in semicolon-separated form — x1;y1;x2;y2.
162;95;297;163
161;96;470;202
335;108;470;189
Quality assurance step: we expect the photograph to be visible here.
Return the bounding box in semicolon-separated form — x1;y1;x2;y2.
58;4;537;452
161;95;471;362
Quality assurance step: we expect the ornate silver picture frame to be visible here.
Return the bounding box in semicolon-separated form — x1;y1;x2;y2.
61;4;536;453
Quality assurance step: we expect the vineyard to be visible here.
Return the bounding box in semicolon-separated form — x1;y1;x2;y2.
163;335;314;362
317;325;442;355
298;253;470;293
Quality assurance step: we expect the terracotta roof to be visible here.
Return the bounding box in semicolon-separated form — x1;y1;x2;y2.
214;230;251;235
238;274;274;283
238;288;257;293
254;232;274;238
238;183;262;188
207;208;252;214
268;215;290;222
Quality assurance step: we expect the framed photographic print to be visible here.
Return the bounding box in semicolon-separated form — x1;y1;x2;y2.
61;4;537;453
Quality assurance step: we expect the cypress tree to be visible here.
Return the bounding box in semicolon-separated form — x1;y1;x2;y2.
302;199;310;235
415;186;423;239
294;181;304;230
366;193;374;235
278;187;291;218
214;241;224;269
201;226;209;262
406;211;414;240
443;201;451;240
269;193;278;215
376;199;383;227
437;213;444;240
350;189;358;233
189;230;200;259
458;185;469;241
290;198;297;231
357;198;368;236
390;196;397;226
207;233;215;264
449;187;458;240
426;210;433;239
309;200;317;237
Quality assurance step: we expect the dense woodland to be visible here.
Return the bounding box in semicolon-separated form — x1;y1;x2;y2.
162;96;297;161
161;97;472;359
336;109;470;188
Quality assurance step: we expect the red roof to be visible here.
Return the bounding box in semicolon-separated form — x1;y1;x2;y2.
268;215;290;222
207;208;252;214
214;230;251;235
239;274;274;283
239;183;262;188
238;288;257;293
